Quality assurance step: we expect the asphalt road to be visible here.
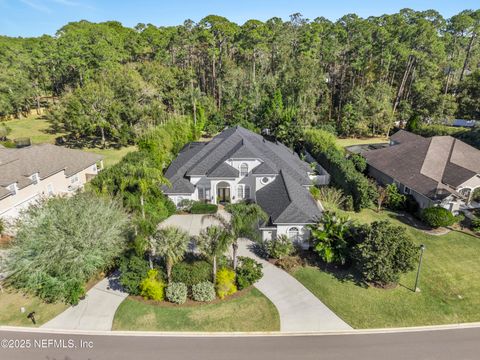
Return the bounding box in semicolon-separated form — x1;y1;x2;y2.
1;327;479;360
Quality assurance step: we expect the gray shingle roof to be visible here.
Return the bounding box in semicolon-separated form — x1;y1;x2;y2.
163;126;321;223
0;144;103;199
256;170;321;224
364;131;480;200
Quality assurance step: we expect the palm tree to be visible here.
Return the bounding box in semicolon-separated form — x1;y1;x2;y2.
204;203;267;269
196;225;233;283
120;157;169;269
153;226;190;282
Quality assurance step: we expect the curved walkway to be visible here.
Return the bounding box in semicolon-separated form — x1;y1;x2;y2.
41;273;127;331
237;239;352;332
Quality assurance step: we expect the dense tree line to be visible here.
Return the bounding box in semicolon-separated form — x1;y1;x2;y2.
1;9;480;146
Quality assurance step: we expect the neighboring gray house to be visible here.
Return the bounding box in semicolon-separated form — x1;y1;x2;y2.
0;144;104;221
363;130;480;212
163;126;322;246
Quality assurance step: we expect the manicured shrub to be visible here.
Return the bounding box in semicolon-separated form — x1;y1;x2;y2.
165;282;188;304
344;195;354;211
118;253;151;295
172;260;212;287
354;221;417;286
304;129;378;211
190;202;218;214
215;268;237;299
140;269;165;301
235;256;263;290
265;235;294;259
472;188;480;202
192;281;216;302
421;207;460;228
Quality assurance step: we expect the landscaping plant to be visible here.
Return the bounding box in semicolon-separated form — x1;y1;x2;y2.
165;282;188;304
315;186;346;211
192;281;216;302
190;203;218;214
309;212;353;265
235;257;263;290
153;226;190;282
264;234;294;259
172;259;212;287
118;252;151;295
139;269;165;301
215;268;237;299
471;217;480;233
5;193;129;304
196;225;232;282
385;184;406;210
354;220;417;286
421;207;461;228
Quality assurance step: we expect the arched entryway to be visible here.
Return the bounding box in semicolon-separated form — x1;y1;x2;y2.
216;181;231;203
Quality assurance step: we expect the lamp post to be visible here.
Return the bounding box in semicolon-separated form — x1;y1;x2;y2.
414;244;426;292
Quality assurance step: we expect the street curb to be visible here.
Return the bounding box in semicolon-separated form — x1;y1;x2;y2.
2;322;480;337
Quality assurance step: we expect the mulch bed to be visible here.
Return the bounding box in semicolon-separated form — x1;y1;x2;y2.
129;287;253;308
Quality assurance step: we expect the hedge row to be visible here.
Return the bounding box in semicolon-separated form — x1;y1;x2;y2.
303;129;378;211
190;203;218;214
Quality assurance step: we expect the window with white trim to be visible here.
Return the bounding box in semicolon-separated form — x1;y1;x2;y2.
240;163;248;176
404;186;411;195
244;185;250;199
261;177;269;184
288;227;300;241
70;175;79;184
47;184;54;195
30;173;39;185
198;187;205;200
237;185;244;200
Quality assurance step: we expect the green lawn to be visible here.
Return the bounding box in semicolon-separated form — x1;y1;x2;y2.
112;288;280;332
335;136;388;148
84;146;136;168
3;115;60;144
293;208;480;328
2;115;135;168
0;289;68;327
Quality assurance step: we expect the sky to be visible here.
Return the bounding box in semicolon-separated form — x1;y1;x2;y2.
0;0;479;37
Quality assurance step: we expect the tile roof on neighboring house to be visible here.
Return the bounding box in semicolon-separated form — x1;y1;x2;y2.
163;126;321;224
363;130;480;201
0;144;103;200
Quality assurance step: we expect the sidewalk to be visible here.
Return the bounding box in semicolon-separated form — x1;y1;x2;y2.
237;239;352;332
41;273;127;331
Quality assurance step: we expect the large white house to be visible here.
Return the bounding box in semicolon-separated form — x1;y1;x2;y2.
0;144;103;221
162;126;323;246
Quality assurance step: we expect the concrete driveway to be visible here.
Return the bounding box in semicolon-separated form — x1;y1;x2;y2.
41;273;127;331
158;211;228;236
238;239;352;332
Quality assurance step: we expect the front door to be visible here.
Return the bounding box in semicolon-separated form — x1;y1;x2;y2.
217;185;230;203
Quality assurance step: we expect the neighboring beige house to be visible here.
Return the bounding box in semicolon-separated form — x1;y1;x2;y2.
0;144;103;221
363;130;480;213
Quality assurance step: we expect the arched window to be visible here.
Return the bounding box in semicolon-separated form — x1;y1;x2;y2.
240;163;249;176
288;227;300;242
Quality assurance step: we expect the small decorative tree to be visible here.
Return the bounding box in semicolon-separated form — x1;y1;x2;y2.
196;225;232;283
153;226;190;282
